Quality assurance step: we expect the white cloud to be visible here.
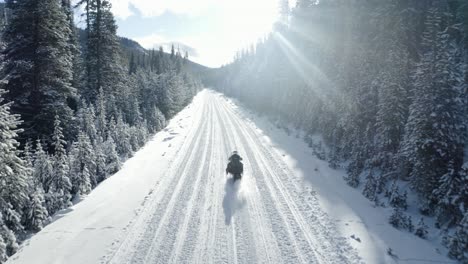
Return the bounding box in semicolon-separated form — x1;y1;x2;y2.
133;33;167;49
133;34;203;64
111;0;287;67
109;0;218;19
109;0;280;20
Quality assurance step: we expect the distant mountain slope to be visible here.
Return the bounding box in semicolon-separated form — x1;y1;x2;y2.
75;27;209;77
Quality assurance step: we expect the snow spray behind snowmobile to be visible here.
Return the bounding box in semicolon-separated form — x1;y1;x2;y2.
226;151;243;181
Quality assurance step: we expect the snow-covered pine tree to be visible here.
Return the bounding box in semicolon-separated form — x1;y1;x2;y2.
137;120;149;147
61;0;82;95
3;0;76;141
362;172;378;201
0;227;6;263
22;187;48;232
415;218;429;239
113;114;133;158
22;140;34;168
78;104;98;144
103;136;121;176
160;72;185;119
389;207;407;229
345;150;363;188
154;106;166;132
128;97;143;127
0;89;29;255
407;215;414;232
83;0;126;101
448;212;468;262
374;49;409;172
432;36;467;226
50;116;72;214
106;94;119;123
69;132;95;197
129;126;141;152
388;182;408;210
23;142;48;233
0;213;17;260
95;88;107;138
400;6;465;211
33;140;53;193
94;136;107;183
129;52;137;75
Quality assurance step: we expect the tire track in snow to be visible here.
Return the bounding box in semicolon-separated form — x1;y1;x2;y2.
217;99;310;264
218;106;258;264
214;98;286;264
224;103;326;263
220;94;361;263
143;100;214;263
215;98;278;264
191;98;223;264
210;103;238;264
106;90;362;264
170;100;216;263
104;97;206;264
107;97;210;264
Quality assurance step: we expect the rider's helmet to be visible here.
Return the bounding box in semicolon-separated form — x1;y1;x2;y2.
232;150;238;155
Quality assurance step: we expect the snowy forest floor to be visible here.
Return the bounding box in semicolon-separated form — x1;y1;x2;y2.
7;90;454;264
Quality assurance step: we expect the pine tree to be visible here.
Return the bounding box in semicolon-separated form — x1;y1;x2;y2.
0;89;29;255
415;218;429;239
23;141;48;232
0;228;6;263
33;140;53;193
129;126;140;152
388;182;408;210
129;52;136;75
160;72;184;118
154;106;166;131
400;6;465;208
22;187;48;232
22;140;34;168
69;132;95;197
78;104;98;144
103;136;121;176
374;48;409;171
0;214;18;259
448;212;468;262
95;88;107;138
75;0;92;92
137;120;149;147
113;114;133;158
3;0;76;141
362;172;378;201
50;116;72;213
61;0;81;106
389;207;407;229
84;0;126;101
94;136;107;183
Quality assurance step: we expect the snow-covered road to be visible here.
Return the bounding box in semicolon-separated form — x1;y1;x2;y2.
106;90;360;264
7;90;452;264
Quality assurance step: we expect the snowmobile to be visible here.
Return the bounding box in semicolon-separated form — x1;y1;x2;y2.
226;151;243;181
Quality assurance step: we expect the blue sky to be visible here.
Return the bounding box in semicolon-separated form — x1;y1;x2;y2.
95;0;287;68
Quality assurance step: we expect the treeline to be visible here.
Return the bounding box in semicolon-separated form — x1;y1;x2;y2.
0;0;200;262
212;0;467;261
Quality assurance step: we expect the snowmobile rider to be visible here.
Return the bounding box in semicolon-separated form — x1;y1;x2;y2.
226;151;244;181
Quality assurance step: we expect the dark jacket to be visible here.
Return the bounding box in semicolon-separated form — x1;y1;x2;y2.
226;154;243;174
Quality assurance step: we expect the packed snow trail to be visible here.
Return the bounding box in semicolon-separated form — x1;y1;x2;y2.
103;91;359;264
8;90;452;264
